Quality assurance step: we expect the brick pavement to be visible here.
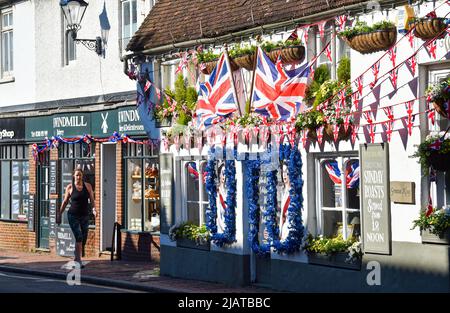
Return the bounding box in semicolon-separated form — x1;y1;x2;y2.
0;249;276;293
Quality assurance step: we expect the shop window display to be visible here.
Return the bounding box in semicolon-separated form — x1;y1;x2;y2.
125;142;160;232
0;145;29;221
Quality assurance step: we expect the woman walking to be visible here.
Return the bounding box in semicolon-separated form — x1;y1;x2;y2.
59;169;95;267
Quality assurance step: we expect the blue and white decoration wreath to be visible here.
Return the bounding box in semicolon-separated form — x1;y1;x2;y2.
205;146;237;247
247;144;305;256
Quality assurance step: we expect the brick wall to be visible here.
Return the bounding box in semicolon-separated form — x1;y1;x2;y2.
120;231;160;262
0;222;31;251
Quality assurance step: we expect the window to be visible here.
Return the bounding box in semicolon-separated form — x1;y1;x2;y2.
310;23;350;79
62;12;76;64
183;160;208;226
317;156;360;239
0;145;29;221
1;9;13;78
59;143;95;226
124;142;160;232
121;0;137;50
428;67;450;208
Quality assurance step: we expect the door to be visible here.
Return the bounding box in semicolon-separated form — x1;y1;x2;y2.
37;152;50;249
101;144;116;252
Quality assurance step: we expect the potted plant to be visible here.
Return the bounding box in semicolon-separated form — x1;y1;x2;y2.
261;38;305;63
304;234;362;270
169;222;211;251
229;45;257;71
155;75;198;128
339;20;397;54
411;132;450;173
412;207;450;244
409;14;447;40
425;77;450;119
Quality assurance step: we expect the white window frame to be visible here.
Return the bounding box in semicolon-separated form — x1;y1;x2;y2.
121;0;137;52
181;160;208;226
316;155;360;240
428;66;450;209
310;24;350;81
1;8;13;79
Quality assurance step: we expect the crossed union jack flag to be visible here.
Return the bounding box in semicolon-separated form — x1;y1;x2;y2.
252;47;310;121
196;52;239;130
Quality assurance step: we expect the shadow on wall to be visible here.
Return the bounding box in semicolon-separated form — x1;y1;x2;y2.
121;231;160;262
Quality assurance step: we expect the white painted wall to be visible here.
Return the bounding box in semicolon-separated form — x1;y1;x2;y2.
0;0;153;109
0;1;35;107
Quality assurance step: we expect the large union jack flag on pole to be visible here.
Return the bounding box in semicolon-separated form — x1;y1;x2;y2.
195;52;239;130
251;47;310;121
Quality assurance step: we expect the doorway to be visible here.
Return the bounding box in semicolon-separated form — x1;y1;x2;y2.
37;151;50;249
101;143;116;252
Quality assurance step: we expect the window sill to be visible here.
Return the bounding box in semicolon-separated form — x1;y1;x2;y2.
0;219;27;224
308;252;361;271
0;76;15;84
421;229;450;245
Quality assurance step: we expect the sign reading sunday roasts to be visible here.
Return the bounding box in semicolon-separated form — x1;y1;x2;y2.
360;143;392;255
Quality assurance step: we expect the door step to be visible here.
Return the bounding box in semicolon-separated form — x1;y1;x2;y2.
100;250;112;255
35;248;50;253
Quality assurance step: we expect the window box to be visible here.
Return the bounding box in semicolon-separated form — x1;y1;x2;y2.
308;252;361;270
176;238;210;251
421;229;450;245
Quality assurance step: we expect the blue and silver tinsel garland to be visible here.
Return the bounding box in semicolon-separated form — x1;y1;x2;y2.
246;158;271;257
205;147;237;247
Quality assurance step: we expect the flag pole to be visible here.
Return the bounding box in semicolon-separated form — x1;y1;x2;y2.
224;44;242;117
247;47;259;115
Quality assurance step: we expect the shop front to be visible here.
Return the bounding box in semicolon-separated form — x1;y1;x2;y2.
0;118;32;251
0;105;160;260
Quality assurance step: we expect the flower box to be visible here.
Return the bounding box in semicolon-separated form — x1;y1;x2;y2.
308;252;361;270
421;229;450;245
342;28;397;54
176;238;210;251
411;18;447;40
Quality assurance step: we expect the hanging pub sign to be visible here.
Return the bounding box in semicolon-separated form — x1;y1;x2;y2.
159;153;174;234
27;194;35;231
49;199;57;238
0;118;25;142
360;143;392;255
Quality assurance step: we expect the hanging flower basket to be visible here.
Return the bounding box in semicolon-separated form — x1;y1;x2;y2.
307;124;351;142
411;18;447;40
429;150;450;172
233;53;255;71
426;77;450;119
267;45;306;63
200;60;218;75
342;28;397;54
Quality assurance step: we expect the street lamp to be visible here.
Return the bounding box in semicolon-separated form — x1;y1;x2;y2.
60;0;103;56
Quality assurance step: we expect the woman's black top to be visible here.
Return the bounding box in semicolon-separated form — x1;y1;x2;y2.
68;183;90;217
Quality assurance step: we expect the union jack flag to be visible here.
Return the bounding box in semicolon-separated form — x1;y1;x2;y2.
196;52;239;130
187;162;207;183
252;47;310;121
429;137;444;151
370;61;380;89
335;15;348;31
324;160;360;189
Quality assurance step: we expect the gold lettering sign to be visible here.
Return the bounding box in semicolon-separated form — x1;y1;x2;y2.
390;182;415;204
